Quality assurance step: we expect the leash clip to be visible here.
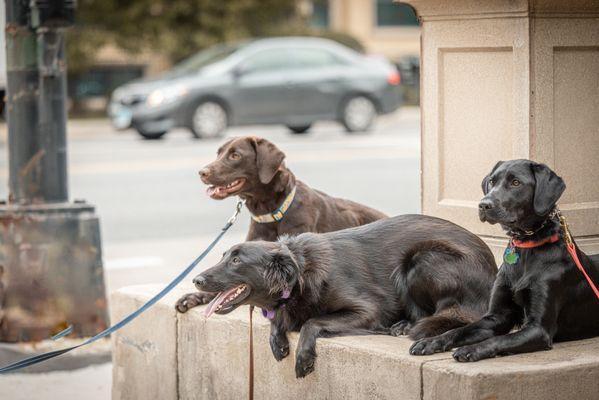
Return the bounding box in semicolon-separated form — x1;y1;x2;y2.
227;198;246;225
559;215;574;248
555;208;574;247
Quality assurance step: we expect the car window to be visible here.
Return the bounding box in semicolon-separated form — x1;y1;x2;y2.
168;43;242;77
242;49;295;73
293;48;345;68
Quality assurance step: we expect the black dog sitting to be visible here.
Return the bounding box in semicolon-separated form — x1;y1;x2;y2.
410;159;599;362
192;215;496;377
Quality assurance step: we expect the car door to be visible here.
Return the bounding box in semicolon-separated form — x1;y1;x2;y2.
230;48;297;125
286;47;349;120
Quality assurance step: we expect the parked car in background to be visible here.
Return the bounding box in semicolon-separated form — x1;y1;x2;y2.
108;37;401;139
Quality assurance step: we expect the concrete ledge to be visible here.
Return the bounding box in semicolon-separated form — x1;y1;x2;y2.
113;284;599;400
111;285;190;400
423;338;599;400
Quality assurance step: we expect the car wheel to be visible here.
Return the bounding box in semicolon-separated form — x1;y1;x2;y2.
190;101;227;139
287;124;312;134
136;128;167;140
341;95;377;133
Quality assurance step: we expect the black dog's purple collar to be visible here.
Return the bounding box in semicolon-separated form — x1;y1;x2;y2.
261;288;291;320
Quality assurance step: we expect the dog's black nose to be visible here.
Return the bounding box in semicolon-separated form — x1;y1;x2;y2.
193;275;207;289
478;199;494;211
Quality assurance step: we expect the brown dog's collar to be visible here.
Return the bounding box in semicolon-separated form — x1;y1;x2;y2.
250;186;297;223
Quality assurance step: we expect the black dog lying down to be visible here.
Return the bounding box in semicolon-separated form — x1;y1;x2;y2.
192;214;496;377
411;160;599;362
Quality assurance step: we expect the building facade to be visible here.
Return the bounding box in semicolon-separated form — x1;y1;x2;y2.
310;0;421;61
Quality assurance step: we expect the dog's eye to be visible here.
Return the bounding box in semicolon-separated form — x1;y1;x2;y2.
232;257;240;264
488;178;494;186
229;152;241;160
511;179;521;187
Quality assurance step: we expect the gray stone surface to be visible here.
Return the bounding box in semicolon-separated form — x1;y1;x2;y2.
177;297;451;400
0;362;112;400
422;338;599;400
113;285;599;400
252;323;449;400
111;284;191;400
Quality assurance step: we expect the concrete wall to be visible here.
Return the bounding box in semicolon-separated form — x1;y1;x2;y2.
112;285;599;400
405;0;599;258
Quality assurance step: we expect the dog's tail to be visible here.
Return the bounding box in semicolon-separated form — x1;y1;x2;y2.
408;306;478;340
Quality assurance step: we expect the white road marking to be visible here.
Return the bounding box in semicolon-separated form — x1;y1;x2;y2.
104;256;164;270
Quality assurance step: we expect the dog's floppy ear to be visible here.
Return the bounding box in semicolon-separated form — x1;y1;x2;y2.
264;245;299;295
250;137;286;184
481;161;504;195
531;162;566;216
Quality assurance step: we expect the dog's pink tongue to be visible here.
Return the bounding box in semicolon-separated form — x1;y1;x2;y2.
203;286;240;318
206;186;227;199
204;291;226;318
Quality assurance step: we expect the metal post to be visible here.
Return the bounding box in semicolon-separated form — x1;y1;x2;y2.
0;0;108;343
5;0;43;203
6;0;69;204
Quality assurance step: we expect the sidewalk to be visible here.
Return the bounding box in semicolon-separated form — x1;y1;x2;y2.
0;363;112;400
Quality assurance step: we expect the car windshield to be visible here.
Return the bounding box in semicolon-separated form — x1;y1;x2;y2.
166;43;243;77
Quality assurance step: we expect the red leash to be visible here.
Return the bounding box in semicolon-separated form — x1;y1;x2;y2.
566;242;599;299
560;215;599;300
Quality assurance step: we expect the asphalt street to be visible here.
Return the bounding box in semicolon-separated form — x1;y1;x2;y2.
1;107;420;294
0;107;420;399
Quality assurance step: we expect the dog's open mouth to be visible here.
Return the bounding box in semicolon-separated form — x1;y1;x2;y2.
206;179;246;200
203;284;250;317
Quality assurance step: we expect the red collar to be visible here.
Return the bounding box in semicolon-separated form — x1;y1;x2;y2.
511;233;560;249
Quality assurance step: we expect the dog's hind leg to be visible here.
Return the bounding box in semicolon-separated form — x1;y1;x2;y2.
294;310;375;378
408;305;477;340
410;273;520;356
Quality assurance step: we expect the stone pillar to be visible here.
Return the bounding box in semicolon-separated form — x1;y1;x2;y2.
403;0;599;258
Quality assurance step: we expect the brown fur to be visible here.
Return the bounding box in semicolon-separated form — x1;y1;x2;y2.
176;136;387;313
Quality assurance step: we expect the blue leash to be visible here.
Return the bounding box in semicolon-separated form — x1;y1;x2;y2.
0;199;245;374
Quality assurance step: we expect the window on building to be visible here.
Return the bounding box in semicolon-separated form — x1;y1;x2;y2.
375;0;419;27
69;66;144;100
310;0;329;28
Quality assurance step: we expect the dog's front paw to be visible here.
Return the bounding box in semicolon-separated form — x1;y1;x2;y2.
295;350;316;378
452;345;494;362
175;292;215;313
269;334;290;361
409;337;449;355
390;320;412;336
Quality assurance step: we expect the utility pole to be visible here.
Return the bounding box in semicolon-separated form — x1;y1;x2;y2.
0;0;108;342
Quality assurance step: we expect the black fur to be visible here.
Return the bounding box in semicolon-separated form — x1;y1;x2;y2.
192;214;496;377
411;159;599;362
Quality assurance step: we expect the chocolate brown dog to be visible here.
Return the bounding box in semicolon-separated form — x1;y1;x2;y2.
176;136;387;313
410;160;599;362
193;214;497;378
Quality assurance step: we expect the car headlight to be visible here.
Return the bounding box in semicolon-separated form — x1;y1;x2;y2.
147;85;189;107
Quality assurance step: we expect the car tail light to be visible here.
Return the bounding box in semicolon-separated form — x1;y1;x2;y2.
387;71;401;85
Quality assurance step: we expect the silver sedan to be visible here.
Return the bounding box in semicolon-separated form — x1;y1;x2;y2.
108;37;402;139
